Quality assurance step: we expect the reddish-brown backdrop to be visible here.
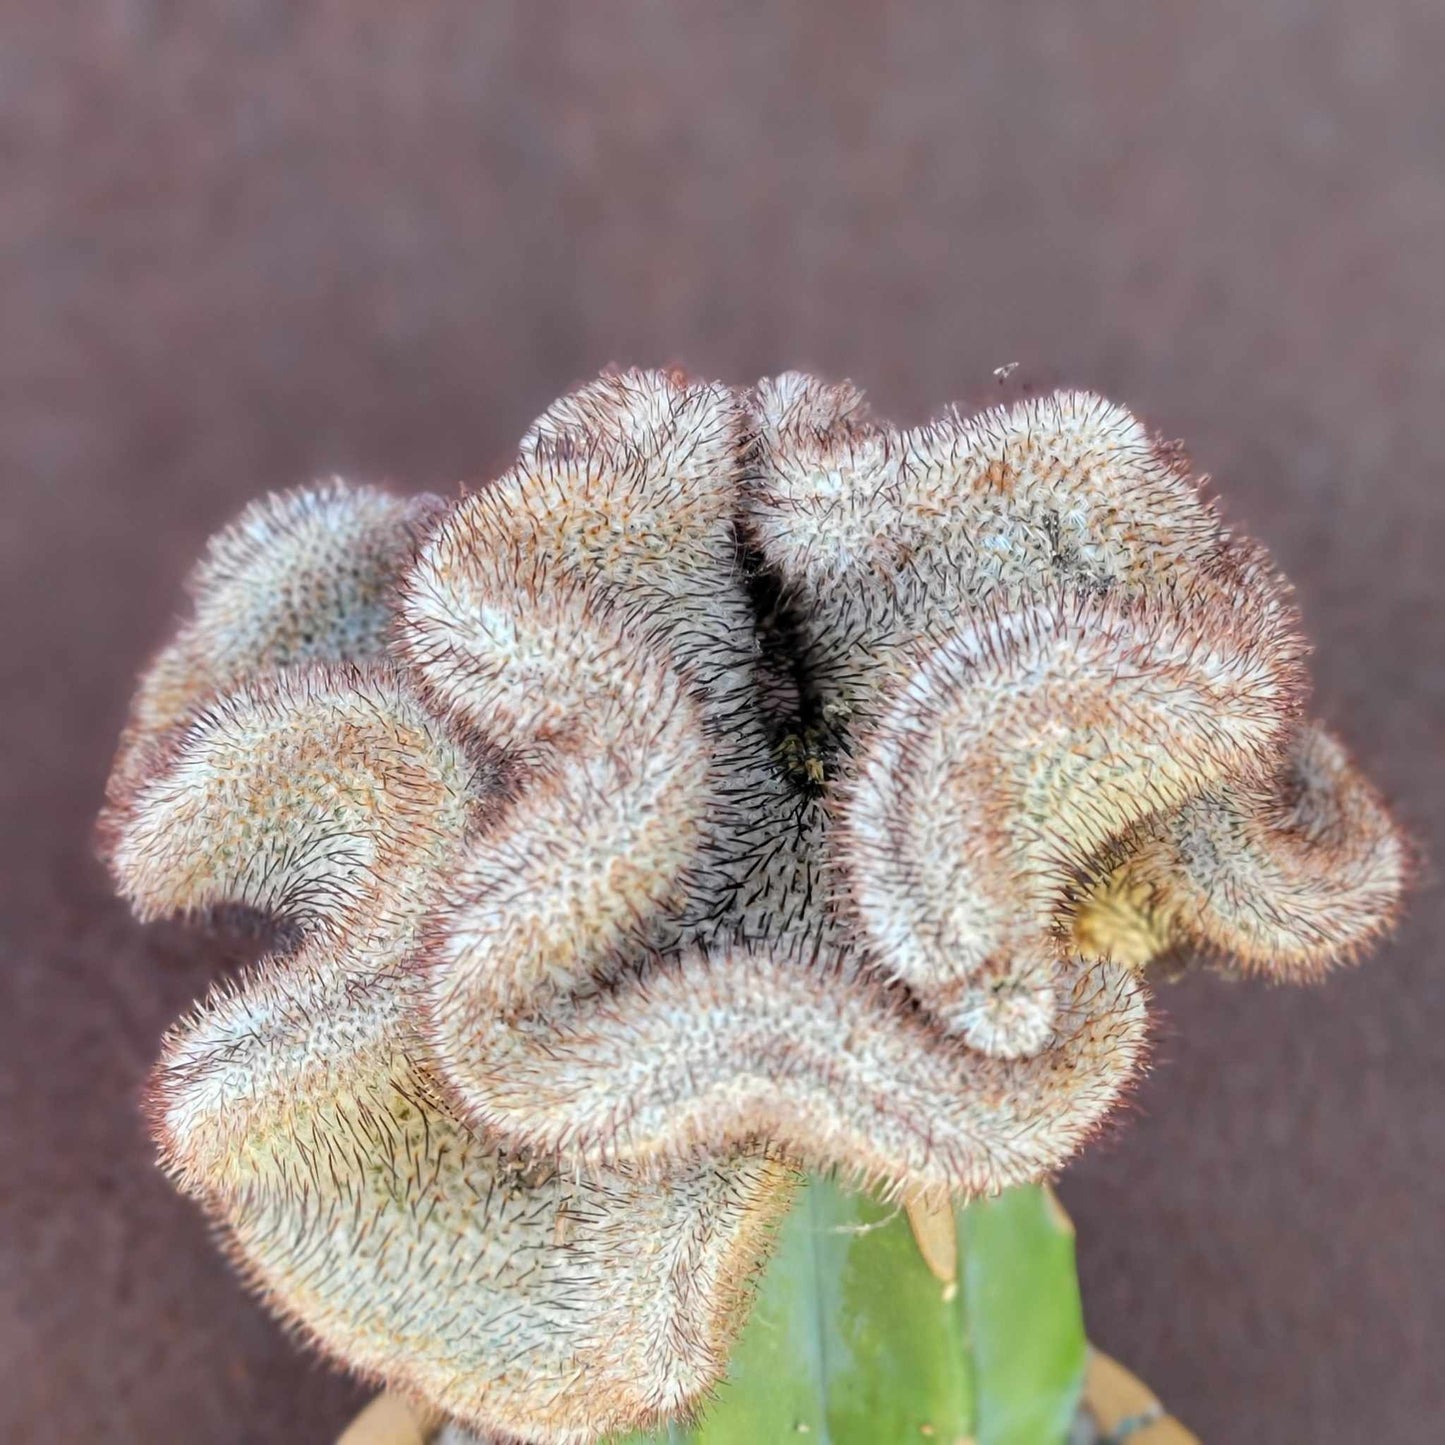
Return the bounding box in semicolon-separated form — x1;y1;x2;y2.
3;4;1442;1442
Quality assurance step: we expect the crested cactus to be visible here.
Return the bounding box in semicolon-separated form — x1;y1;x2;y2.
102;369;1406;1444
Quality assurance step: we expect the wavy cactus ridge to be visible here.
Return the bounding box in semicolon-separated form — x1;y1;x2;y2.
1071;720;1408;976
835;585;1306;1056
100;367;1406;1444
108;481;444;795
428;944;1146;1205
155;945;794;1445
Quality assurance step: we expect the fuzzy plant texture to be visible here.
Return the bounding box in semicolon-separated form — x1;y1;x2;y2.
101;369;1406;1445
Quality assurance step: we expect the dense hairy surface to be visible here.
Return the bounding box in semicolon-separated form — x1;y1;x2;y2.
109;484;442;794
100;370;1404;1442
440;946;1146;1201
837;589;1305;1054
1072;722;1409;977
152;937;791;1445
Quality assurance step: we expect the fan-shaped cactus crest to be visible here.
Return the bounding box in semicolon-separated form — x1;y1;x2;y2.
101;369;1405;1444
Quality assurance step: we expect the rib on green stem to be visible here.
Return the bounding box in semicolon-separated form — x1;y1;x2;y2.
622;1179;1084;1445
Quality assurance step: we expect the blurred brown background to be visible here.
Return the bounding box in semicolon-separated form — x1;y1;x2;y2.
3;3;1443;1442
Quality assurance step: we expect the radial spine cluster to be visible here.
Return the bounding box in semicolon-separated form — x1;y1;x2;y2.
102;369;1406;1444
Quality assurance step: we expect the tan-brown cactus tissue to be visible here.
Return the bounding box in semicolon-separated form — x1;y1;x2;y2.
100;370;1406;1444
